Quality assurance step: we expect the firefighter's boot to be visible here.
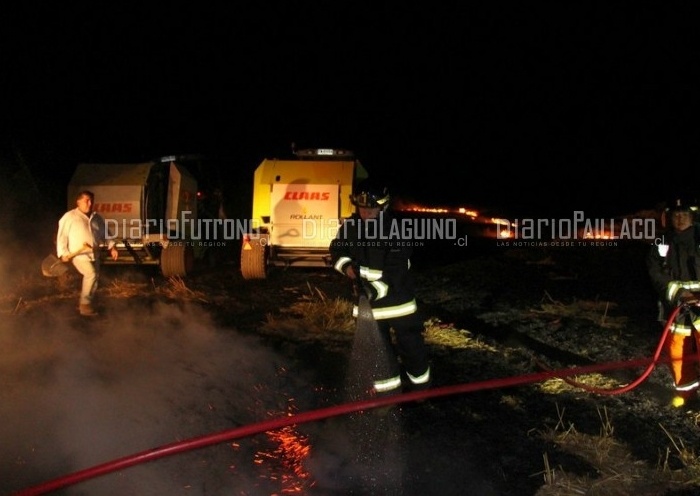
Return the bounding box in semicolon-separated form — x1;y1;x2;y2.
671;389;699;409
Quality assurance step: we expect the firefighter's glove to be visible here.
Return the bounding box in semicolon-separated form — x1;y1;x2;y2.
345;265;362;298
361;280;388;302
361;281;378;301
678;290;700;306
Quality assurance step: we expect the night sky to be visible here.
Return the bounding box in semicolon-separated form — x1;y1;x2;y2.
2;3;698;219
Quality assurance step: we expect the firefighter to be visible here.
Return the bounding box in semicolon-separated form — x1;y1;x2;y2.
329;179;431;398
647;196;700;408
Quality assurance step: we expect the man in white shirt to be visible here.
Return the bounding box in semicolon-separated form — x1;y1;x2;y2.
56;190;119;316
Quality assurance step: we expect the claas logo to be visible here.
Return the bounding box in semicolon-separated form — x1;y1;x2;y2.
283;191;331;201
94;203;133;213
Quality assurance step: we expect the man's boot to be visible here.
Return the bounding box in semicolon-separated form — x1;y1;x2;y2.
79;304;98;317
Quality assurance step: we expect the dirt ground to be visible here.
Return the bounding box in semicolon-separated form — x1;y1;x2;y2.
2;238;700;495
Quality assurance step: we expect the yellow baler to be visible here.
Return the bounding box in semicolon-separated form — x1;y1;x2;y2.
241;148;368;279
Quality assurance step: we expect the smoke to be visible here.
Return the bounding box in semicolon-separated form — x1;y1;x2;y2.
0;210;412;495
0;294;304;495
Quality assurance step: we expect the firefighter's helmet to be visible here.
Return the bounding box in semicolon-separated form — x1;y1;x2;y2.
351;179;390;209
661;196;698;228
666;197;698;214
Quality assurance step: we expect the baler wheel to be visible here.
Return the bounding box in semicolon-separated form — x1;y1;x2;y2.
160;244;194;277
240;237;267;279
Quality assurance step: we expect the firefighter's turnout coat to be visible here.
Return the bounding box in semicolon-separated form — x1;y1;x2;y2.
329;211;430;394
647;223;700;393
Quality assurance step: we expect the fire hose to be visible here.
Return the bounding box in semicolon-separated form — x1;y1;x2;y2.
12;303;693;496
535;302;682;395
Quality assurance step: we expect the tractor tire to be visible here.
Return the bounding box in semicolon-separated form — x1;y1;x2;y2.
240;237;267;279
160;244;194;277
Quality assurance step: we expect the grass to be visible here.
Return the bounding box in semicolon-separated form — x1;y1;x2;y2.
531;291;628;330
156;275;209;302
0;272;209;313
260;282;355;339
102;275;209;302
423;316;498;351
534;405;700;495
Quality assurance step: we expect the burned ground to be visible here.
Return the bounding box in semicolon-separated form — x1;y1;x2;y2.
2;239;700;495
